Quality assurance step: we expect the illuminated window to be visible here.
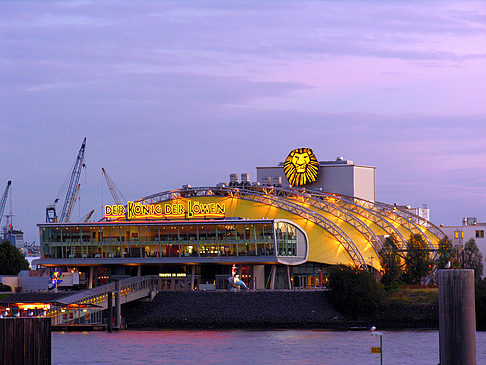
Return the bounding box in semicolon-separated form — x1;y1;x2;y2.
461;231;464;239
476;230;484;238
454;231;459;239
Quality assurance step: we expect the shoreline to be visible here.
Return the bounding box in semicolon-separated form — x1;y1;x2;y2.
122;290;440;331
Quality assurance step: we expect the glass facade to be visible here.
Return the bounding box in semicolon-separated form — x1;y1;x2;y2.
39;220;301;260
275;221;297;256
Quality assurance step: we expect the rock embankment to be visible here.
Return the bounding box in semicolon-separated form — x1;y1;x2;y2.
123;290;342;329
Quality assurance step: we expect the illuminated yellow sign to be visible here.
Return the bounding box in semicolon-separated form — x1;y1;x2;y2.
158;273;187;278
284;148;319;186
104;200;226;220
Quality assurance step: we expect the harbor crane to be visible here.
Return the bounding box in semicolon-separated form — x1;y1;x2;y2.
0;181;12;227
81;209;95;222
46;138;86;223
102;168;126;205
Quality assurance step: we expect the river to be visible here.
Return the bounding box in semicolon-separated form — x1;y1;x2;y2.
52;330;486;364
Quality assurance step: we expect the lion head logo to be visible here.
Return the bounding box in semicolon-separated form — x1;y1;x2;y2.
284;148;319;186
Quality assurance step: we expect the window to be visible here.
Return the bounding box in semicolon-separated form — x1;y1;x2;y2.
454;231;458;239
476;230;484;238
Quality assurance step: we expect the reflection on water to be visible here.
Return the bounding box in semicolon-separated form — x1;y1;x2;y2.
52;330;486;365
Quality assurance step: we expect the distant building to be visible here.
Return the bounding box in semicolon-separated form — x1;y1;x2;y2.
395;204;430;224
1;229;24;249
441;217;486;265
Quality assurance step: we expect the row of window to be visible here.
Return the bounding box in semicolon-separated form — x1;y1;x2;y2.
40;222;301;259
41;241;292;259
453;230;484;239
41;223;281;243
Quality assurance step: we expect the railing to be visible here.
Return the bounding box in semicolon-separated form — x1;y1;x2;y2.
58;276;154;306
50;276;156;326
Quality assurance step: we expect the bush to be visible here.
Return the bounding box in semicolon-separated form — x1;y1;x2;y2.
476;278;486;330
327;265;385;316
0;283;12;292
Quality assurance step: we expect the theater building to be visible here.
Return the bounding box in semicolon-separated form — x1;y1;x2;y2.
35;148;445;290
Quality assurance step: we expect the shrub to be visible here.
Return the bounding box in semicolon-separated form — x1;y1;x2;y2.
327;265;385;316
0;283;12;292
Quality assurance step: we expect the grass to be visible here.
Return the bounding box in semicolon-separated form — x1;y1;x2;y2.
385;287;438;306
0;293;13;300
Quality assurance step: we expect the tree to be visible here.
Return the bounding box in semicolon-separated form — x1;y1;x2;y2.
0;240;29;275
436;236;453;269
379;235;402;286
403;234;432;285
462;238;483;278
328;265;385;316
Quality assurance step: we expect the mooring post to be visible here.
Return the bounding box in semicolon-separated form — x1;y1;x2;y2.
107;290;113;332
0;318;51;365
114;280;121;330
439;269;476;365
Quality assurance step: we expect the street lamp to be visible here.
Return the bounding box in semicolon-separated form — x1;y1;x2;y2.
370;326;383;365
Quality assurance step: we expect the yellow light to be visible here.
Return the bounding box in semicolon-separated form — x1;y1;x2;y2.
104;200;226;220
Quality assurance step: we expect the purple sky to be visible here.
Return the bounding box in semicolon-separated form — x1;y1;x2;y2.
1;1;486;243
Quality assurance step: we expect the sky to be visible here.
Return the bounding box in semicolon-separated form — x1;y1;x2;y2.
1;0;486;243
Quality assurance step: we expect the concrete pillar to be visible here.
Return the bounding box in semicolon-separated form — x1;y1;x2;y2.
88;267;94;289
439;269;476;365
107;291;113;332
286;265;292;290
191;265;195;290
137;265;142;277
253;265;265;290
270;264;276;290
114;280;121;329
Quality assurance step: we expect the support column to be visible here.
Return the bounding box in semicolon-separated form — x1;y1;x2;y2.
114;280;121;330
270;264;276;290
191;265;195;290
88;267;94;289
137;265;142;277
107;291;113;332
286;265;292;290
439;269;476;365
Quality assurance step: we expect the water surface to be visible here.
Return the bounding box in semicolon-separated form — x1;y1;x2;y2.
52;330;486;364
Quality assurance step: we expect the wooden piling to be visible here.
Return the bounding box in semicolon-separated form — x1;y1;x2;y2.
439;269;476;365
0;317;51;365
